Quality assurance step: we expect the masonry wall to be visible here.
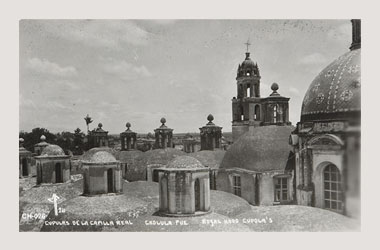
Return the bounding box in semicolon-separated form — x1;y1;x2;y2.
37;159;70;184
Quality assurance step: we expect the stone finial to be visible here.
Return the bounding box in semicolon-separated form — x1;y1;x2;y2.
126;122;131;130
271;82;279;91
160;117;166;125
98;123;103;128
207;114;214;122
270;83;280;96
40;135;46;141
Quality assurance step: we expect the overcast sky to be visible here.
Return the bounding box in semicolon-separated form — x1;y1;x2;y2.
19;19;352;134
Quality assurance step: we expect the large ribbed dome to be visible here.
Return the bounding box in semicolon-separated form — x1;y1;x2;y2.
301;48;361;122
220;126;294;172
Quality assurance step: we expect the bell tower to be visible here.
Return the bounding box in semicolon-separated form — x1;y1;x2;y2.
232;41;261;141
231;41;291;142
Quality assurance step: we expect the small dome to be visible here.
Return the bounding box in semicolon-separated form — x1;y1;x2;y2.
40;135;46;141
81;147;119;161
301;49;360;122
40;144;65;156
86;151;117;163
166;156;205;170
220;126;294;172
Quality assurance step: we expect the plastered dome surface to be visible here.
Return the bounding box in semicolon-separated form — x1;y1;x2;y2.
165;155;205;170
40;144;65;156
220;126;294;172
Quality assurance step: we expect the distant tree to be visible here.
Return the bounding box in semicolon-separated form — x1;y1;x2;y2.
19;128;57;152
73;128;85;155
56;131;74;154
84;114;93;133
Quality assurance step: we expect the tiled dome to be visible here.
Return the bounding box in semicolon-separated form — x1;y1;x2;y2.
166;156;205;170
220;126;294;172
40;144;65;156
301;48;361;122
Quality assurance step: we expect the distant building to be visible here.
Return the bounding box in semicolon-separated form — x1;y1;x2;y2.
19;138;32;178
291;20;361;218
158;156;211;216
199;114;223;150
154;118;173;149
182;133;198;153
120;122;137;151
119;122;143;181
81;148;123;196
35;144;71;184
87;123;109;149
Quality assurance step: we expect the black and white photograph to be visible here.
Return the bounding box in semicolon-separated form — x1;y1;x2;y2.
17;18;361;232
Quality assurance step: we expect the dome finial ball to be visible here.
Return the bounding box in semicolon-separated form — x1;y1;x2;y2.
160;117;166;125
126;122;131;128
207;114;214;122
271;83;279;91
98;123;103;128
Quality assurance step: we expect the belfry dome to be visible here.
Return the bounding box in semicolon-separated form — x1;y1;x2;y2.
301;49;361;122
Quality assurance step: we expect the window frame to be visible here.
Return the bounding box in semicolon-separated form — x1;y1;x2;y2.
274;176;289;202
232;174;242;197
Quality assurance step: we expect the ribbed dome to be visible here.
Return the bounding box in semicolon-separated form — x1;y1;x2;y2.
40;144;65;156
166;156;205;170
220;126;294;172
301;48;361;122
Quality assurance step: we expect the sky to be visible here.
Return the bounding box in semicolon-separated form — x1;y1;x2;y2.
19;19;352;134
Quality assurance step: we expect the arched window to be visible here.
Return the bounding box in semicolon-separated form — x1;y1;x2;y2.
194;179;201;211
323;164;343;212
273;105;277;123
254;105;260;121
